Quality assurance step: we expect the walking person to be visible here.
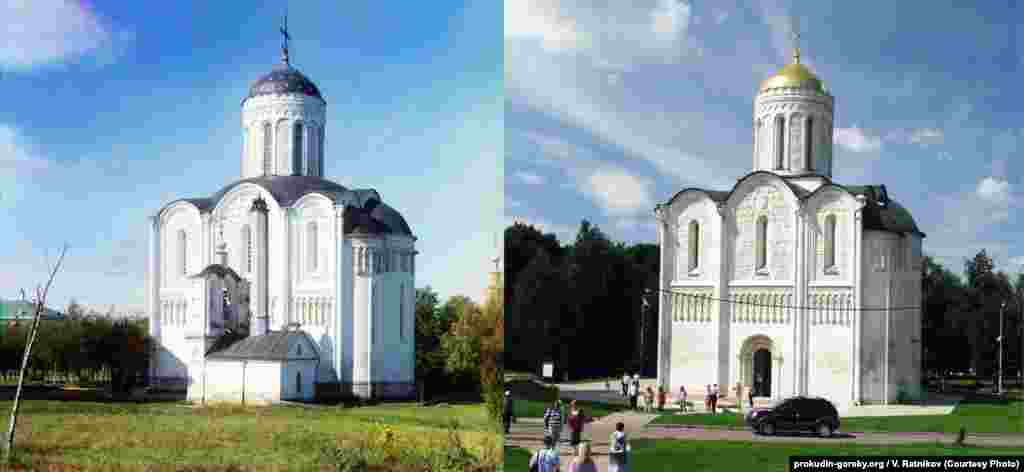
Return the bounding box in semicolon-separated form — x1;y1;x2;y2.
748;384;755;409
608;422;630;472
678;384;688;412
711;384;719;414
644;386;655;413
657;385;666;412
529;435;561;472
704;384;711;412
628;377;639;410
503;390;515;434
567;441;597;472
568;402;586;448
544;398;564;448
621;373;629;397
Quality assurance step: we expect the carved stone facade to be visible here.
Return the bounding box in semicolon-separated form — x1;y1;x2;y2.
656;51;924;410
148;50;418;401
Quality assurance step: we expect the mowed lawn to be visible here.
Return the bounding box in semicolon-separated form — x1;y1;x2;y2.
3;400;501;469
650;396;1024;435
505;439;1024;471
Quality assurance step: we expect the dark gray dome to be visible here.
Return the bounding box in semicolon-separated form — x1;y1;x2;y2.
246;65;323;102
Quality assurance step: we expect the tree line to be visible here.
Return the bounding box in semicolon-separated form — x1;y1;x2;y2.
0;300;150;392
414;287;503;418
923;250;1023;379
504;220;659;380
505;220;1023;383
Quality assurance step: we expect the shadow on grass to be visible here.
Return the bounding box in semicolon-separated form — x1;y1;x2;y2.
0;385;186;404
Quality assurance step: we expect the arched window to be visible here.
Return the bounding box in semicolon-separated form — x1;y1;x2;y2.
307;221;318;272
318;127;325;177
262;122;272;175
824;214;837;269
774;116;785;169
178;230;188;275
293;122;304;175
688;220;700;272
307;125;317;178
296;371;302;394
755;215;768;271
399;283;405;341
242;225;253;273
805;117;814;171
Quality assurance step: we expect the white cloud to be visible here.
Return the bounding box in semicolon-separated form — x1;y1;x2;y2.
581;167;654;215
0;0;130;70
834;126;882;152
977;176;1012;204
651;0;691;38
504;1;586;52
515;170;546;185
909;128;944;145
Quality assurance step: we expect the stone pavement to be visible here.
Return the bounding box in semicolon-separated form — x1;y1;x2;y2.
505;411;658;469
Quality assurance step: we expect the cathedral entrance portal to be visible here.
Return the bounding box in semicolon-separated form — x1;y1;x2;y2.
739;335;779;399
753;348;772;397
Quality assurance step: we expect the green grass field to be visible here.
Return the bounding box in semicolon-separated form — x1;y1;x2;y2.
651;397;1024;435
505;439;1024;471
3;400;502;470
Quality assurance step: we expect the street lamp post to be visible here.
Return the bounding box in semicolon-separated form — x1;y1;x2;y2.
640;289;652;376
998;301;1005;395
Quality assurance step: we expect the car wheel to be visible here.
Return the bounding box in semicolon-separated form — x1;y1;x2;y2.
760;422;775;436
817;423;833;438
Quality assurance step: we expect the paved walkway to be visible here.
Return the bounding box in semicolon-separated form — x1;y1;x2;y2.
505;412;657;469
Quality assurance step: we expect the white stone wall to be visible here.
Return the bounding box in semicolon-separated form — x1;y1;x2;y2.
729;178;796;282
805;189;858;284
667;286;717;391
807;287;855;409
281;360;317;401
674;197;719;282
241;94;326;179
753;89;834;177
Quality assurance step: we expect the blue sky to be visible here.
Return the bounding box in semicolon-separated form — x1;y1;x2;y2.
506;0;1024;277
0;0;502;311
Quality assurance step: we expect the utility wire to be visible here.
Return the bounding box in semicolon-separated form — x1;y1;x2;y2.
648;287;922;312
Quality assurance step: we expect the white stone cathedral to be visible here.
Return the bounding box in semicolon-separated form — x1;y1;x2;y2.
654;44;924;409
147;30;417;401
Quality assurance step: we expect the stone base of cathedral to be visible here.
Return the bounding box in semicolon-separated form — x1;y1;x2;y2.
315;381;416;401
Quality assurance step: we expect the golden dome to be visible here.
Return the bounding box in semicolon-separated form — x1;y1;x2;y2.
759;62;825;93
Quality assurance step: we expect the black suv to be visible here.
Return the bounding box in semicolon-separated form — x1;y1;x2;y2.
745;396;840;437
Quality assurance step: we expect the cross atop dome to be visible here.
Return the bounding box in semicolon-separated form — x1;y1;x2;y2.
279;8;291;65
791;17;801;64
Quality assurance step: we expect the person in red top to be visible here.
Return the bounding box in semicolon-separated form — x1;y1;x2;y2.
567;401;586;447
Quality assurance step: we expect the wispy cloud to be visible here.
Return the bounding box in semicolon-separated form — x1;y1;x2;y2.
1;0;133;71
515;170;547;185
976;176;1012;205
834;126;882;153
580;167;653;215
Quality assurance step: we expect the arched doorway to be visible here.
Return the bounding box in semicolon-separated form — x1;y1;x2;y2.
739;335;778;399
753;348;772;397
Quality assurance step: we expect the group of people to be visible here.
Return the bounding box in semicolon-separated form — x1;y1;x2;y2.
542;398;589;448
528;421;630;472
619;373;668;412
704;383;720;414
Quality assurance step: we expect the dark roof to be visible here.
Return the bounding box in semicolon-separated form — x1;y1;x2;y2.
161;176;413;236
190;264;243;282
209;175;350;208
206;330;319;361
246;64;324;102
660;172;923;237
